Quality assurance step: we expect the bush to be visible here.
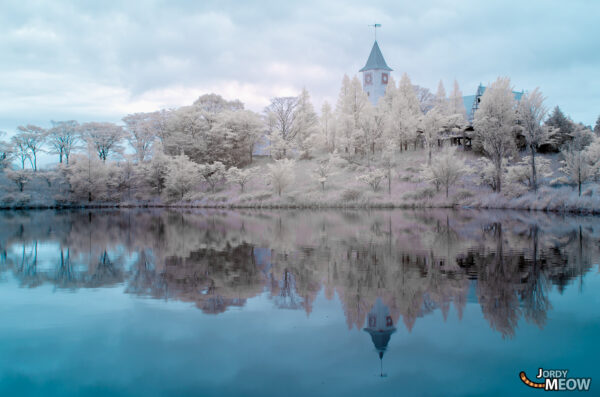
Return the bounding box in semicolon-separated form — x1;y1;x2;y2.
452;189;474;201
403;187;436;201
341;189;363;202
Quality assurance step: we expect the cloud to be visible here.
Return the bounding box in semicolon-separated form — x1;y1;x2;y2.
0;0;598;131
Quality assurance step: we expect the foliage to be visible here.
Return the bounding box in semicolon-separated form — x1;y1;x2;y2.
268;158;295;196
357;168;387;192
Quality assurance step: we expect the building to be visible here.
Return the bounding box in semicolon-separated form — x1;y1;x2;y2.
360;41;393;106
463;84;525;123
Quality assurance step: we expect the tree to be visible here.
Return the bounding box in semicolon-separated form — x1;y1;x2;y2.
545;106;573;135
560;142;598;196
357;168;387;192
49;120;79;164
506;156;552;190
165;153;199;200
198;161;227;193
123;113;156;163
449;80;467;121
334;75;369;154
268;158;295;196
386;73;422;151
381;142;395;194
293;88;320;158
226;166;255;193
517;87;550;191
212;110;264;165
66;143;109;202
143;143;170;195
312;157;332;191
17;125;47;171
265;96;298;142
11;134;30;169
5;169;31;192
320;102;333;150
594;115;600;136
80;122;125;162
421;146;470;197
413;84;435;114
0;132;13;169
473;77;518;192
421;107;444;165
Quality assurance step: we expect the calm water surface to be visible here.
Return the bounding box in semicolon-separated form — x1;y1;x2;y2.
0;209;598;396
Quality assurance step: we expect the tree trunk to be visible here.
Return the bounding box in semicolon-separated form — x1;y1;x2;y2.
446;184;449;198
496;168;502;193
530;145;537;192
388;168;391;195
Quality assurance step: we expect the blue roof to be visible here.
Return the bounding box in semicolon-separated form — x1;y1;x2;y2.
359;41;393;72
463;85;525;121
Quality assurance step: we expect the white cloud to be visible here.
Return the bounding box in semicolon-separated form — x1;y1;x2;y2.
0;0;598;131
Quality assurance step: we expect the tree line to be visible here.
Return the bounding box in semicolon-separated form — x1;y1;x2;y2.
0;74;599;204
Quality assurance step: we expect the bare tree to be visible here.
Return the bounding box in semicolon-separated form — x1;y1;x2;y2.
517;88;549;192
49;120;79;164
123;113;156;163
265;97;299;141
16;125;47;171
80;122;125;162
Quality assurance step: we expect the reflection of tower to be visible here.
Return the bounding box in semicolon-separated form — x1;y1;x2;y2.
363;297;396;377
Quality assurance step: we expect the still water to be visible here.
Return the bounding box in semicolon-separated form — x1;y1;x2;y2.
0;209;598;396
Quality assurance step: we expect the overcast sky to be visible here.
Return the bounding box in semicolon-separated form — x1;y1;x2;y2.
1;0;598;134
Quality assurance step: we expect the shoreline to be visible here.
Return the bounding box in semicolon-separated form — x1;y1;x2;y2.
2;201;599;215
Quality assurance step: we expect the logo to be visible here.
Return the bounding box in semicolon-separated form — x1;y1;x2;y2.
519;368;591;391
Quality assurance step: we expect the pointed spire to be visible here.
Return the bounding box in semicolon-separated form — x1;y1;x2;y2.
359;41;393;72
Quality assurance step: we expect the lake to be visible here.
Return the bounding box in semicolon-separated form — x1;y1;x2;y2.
0;209;598;396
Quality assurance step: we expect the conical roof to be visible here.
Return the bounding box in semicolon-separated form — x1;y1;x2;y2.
359;41;393;72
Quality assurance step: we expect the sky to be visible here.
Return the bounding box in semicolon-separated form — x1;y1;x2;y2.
1;0;599;135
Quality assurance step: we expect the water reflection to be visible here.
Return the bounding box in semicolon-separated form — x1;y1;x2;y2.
0;209;598;344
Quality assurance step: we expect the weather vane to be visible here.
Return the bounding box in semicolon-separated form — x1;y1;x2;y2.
369;23;381;41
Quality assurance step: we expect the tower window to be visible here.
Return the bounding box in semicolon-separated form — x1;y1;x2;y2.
381;73;388;84
364;73;373;86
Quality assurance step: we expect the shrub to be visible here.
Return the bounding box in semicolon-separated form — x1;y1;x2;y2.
341;189;363;202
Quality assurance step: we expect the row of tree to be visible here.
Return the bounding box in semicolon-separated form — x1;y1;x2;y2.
1;74;599;201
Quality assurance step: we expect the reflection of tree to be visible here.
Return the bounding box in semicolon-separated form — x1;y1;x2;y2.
0;209;597;338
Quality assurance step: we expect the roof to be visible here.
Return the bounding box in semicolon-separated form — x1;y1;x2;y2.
359;41;393;72
464;85;525;121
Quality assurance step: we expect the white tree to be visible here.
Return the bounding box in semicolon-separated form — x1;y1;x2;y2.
198;161;227;193
11;134;30;170
312;158;333;191
507;156;552;190
0;132;14;169
334;75;369;154
560;142;598;196
226;166;255;193
123;113;156;163
473;77;517;192
80;122;125;162
49;120;79;164
293;88;320;158
16;125;47;171
517;87;550;191
320;102;334;150
386;73;422;151
143;143;170;195
5;169;31;192
213;109;264;165
268;158;295;196
66;143;109;202
448;80;467;121
165;153;199;200
357;168;387;192
421;107;444;165
421;146;470;197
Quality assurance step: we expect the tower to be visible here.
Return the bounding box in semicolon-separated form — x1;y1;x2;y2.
359;41;393;105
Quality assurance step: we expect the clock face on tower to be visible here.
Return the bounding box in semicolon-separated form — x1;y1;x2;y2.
381;73;388;84
364;73;373;85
